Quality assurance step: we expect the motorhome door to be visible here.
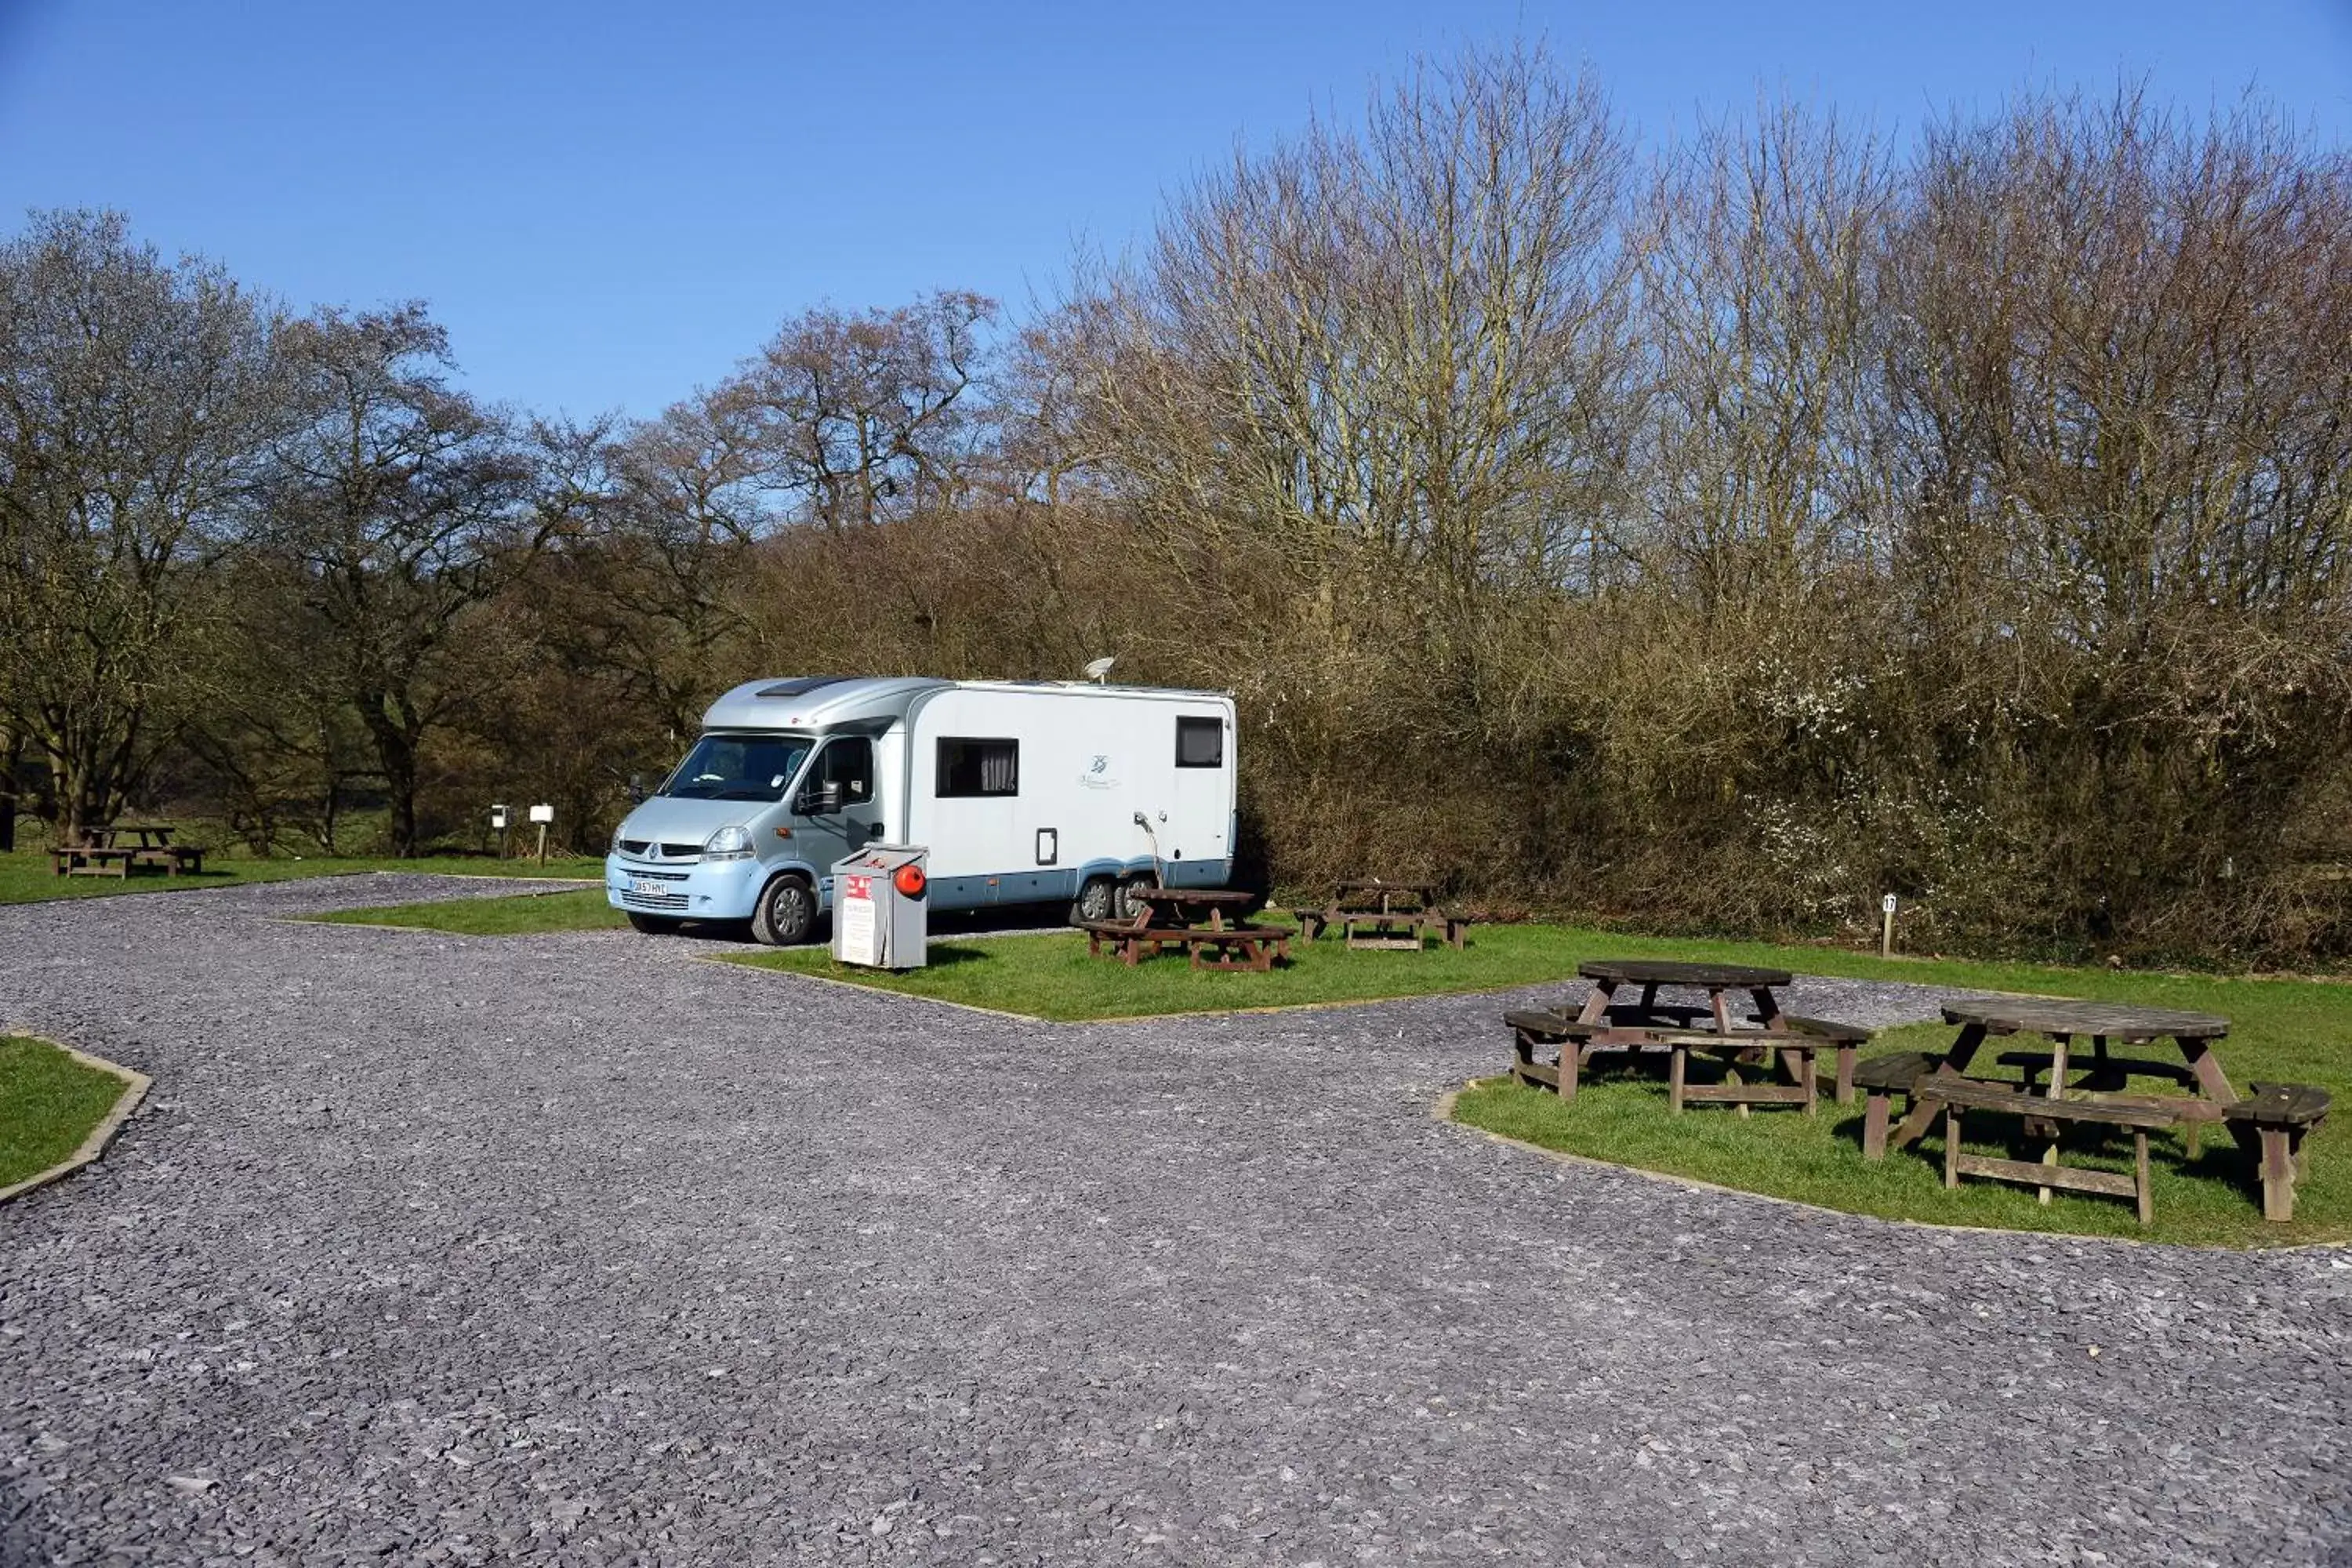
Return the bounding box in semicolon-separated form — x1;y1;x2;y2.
796;735;881;883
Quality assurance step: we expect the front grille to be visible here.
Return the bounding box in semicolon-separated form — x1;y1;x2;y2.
616;839;702;863
621;889;690;911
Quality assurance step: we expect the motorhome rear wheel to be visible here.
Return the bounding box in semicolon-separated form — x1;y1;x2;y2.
1116;873;1158;923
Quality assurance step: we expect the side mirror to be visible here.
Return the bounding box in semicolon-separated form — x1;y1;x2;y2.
800;781;843;815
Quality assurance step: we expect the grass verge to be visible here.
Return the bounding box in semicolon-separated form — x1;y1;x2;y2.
0;846;604;905
308;887;626;935
0;1036;137;1191
729;918;2352;1247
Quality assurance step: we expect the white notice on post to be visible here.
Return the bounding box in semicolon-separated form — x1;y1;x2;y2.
840;893;879;966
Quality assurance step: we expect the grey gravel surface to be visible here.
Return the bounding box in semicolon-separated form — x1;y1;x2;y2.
2;878;2348;1566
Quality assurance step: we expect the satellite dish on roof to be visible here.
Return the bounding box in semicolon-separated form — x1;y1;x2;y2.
1083;656;1116;684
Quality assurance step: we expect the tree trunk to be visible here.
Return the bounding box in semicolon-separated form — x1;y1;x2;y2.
357;695;423;858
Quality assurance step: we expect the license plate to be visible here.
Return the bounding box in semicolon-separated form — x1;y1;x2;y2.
629;877;667;898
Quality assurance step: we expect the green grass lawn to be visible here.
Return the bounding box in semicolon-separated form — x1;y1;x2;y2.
0;1036;136;1190
309;887;626;935
726;919;2352;1247
0;844;604;904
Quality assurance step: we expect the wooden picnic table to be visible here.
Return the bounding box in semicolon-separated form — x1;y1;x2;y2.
1079;886;1289;972
1882;996;2235;1156
49;822;204;877
1131;887;1264;931
1508;957;1870;1114
1573;958;1795;1033
1290;880;1469;950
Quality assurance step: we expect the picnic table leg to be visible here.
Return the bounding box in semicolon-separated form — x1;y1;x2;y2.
1833;1044;1855;1105
1575;980;1614;1025
1666;1045;1686;1114
2045;1033;2071;1100
1863;1091;1893;1159
1749;986;1785;1029
1708;986;1734;1034
2259;1128;2296;1221
1788;1044;1818;1115
1889;1025;1988;1152
2180;1035;2238;1107
2134;1131;2153;1226
1944;1105;1963;1188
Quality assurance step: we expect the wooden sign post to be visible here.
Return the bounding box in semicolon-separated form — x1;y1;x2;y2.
529;803;554;866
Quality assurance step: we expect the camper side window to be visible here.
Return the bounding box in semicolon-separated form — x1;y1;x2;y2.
816;738;873;805
1175;716;1224;768
937;738;1018;797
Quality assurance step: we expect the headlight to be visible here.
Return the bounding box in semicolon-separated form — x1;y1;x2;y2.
704;824;755;861
610;823;625;854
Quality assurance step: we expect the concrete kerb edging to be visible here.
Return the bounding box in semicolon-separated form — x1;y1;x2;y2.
1430;1080;2350;1255
0;1033;150;1207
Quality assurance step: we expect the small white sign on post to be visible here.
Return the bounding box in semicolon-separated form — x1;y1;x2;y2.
1879;892;1898;960
489;805;508;829
528;804;554;824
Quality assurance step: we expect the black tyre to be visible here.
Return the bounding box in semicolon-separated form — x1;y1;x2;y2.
1115;874;1158;923
1069;876;1116;926
626;910;682;935
750;874;817;946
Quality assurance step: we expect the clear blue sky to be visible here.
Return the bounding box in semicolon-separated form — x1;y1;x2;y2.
3;0;2347;423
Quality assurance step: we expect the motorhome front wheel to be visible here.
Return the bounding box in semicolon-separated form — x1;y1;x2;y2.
751;876;816;946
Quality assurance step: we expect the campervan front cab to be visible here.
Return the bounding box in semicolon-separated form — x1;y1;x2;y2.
605;677;1239;944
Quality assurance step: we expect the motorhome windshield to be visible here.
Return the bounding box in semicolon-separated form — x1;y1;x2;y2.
659;733;812;803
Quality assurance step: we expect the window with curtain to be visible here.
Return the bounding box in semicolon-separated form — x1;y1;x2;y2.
936;738;1019;797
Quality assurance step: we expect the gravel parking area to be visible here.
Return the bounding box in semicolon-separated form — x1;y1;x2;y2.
2;879;2348;1566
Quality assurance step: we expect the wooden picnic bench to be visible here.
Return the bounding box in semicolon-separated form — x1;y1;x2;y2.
1505;1004;1849;1115
1079;917;1290;972
1289;880;1470;950
1542;958;1871;1112
49;822;203;878
1867;998;2328;1224
2226;1083;2332;1221
1882;997;2235;1156
1918;1073;2181;1225
1079;886;1290;972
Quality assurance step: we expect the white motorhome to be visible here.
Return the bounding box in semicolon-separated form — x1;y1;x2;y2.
604;676;1239;943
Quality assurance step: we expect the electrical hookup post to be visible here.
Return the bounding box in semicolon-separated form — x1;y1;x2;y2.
489;804;509;860
831;845;931;970
529;803;554;866
1880;892;1897;959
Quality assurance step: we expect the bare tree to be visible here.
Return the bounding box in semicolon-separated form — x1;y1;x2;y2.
257;306;590;855
728;292;997;532
0;210;281;837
